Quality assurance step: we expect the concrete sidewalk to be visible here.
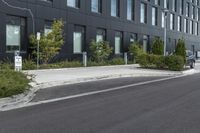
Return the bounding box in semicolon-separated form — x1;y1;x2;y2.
25;64;186;89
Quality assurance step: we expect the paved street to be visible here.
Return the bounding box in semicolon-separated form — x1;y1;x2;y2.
1;73;200;133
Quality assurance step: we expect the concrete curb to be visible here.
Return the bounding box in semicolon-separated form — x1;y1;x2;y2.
0;67;199;111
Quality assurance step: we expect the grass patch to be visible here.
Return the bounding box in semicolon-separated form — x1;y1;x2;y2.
0;70;30;98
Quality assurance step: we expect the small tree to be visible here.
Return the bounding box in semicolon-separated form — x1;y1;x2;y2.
29;20;64;64
128;41;144;62
89;40;113;63
152;37;164;55
175;38;186;63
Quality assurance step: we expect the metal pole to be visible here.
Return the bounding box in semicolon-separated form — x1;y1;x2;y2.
124;52;128;65
164;10;168;56
83;52;87;67
37;40;39;69
164;16;167;56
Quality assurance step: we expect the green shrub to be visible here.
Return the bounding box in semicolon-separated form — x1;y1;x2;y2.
165;55;184;71
128;41;144;62
58;61;82;68
87;60;108;67
0;70;30;98
109;57;125;65
175;38;186;63
23;59;37;70
138;54;183;71
89;40;113;63
152;38;164;55
0;60;14;70
39;60;82;69
30;20;64;64
154;56;166;69
137;53;149;67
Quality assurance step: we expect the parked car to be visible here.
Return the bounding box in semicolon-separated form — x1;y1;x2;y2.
186;50;196;68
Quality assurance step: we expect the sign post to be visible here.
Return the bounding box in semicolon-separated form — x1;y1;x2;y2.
36;32;41;69
14;51;22;71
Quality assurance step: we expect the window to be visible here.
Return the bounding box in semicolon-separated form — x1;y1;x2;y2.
170;14;175;30
67;0;80;8
127;0;134;21
115;32;122;54
186;2;190;17
140;3;147;24
161;12;165;28
184;19;189;33
130;33;137;43
73;26;85;53
164;0;169;9
91;0;102;13
172;0;177;12
177;16;181;32
192;6;195;19
154;0;160;5
152;7;157;26
6;16;26;52
111;0;120;17
96;28;106;42
44;21;52;36
189;20;193;34
179;0;184;15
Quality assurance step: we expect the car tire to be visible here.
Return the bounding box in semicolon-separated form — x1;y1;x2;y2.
190;62;194;69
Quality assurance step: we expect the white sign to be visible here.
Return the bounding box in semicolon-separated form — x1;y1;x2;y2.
37;32;41;41
15;56;22;71
197;51;200;58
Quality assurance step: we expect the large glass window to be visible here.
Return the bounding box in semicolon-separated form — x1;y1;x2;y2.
179;0;184;14
190;20;193;34
6;16;26;52
73;26;85;53
67;0;80;8
164;0;169;9
111;0;120;17
140;3;147;24
186;2;190;17
152;7;157;26
177;16;181;32
154;0;160;5
6;25;20;51
127;0;134;21
73;32;82;53
170;13;175;30
44;21;52;36
96;28;106;42
130;33;137;43
192;5;195;19
115;32;122;54
184;19;189;33
172;0;177;12
161;12;165;28
91;0;102;13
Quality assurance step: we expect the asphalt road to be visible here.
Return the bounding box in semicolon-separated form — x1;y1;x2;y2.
1;74;200;133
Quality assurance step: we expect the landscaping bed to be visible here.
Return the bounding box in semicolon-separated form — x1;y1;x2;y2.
0;70;30;98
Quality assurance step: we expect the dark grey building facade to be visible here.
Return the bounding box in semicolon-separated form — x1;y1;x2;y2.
0;0;200;60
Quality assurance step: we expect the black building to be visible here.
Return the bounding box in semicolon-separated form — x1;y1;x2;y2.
0;0;200;60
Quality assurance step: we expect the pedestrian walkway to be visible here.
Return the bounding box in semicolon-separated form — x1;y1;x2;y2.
25;64;186;89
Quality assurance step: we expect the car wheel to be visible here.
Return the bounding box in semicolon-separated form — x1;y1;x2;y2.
190;62;194;69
